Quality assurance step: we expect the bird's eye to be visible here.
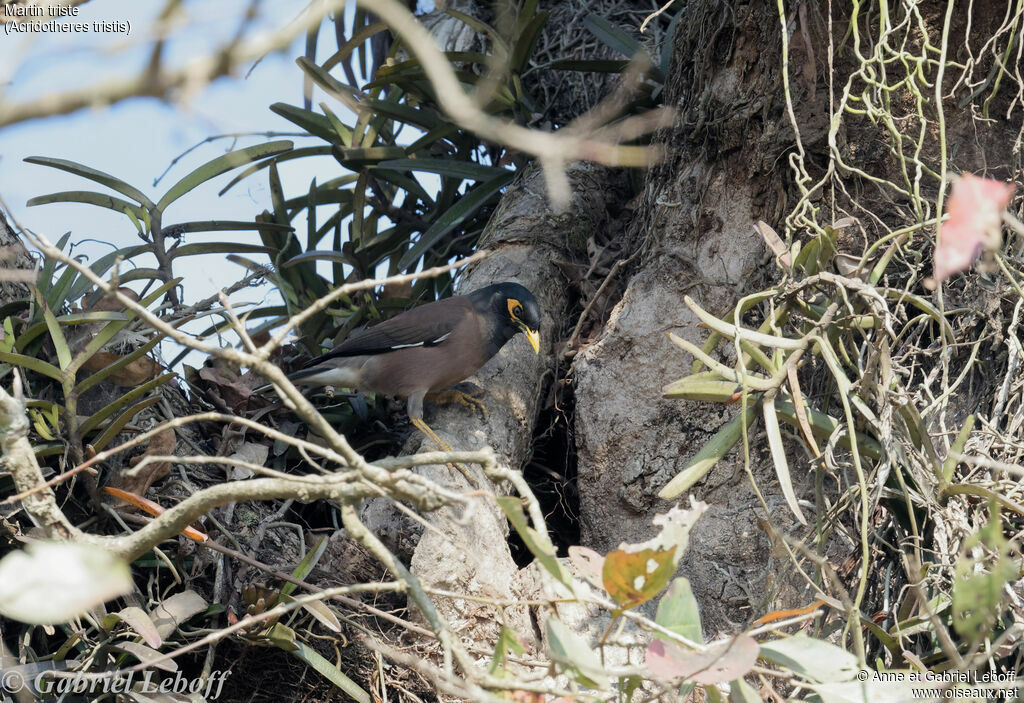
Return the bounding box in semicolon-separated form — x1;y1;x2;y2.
513;305;523;319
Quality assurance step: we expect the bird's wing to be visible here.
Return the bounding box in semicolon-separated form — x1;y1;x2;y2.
305;296;470;365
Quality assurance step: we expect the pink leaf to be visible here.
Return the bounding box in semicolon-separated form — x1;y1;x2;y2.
646;635;759;684
933;174;1016;282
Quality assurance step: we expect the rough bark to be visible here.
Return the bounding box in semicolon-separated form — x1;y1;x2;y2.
572;2;812;636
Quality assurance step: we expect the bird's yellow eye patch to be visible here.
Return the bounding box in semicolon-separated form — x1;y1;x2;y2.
507;298;523;320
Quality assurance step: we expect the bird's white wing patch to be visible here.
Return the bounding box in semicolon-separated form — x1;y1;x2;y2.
389;331;451;350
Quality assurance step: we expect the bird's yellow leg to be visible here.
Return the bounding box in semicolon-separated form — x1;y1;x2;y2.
411;417;476;484
425;388;489;420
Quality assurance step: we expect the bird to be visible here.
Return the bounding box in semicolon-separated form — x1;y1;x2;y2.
273;281;542;452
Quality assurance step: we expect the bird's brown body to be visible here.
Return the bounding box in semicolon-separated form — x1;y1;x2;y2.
287;282;541;423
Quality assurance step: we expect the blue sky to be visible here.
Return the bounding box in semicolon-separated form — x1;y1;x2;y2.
0;0;344;311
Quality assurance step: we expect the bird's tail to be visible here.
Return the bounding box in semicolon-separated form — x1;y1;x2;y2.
253;365;360;395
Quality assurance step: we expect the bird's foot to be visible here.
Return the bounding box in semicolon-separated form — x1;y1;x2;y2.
411;417;478;485
426;386;488;420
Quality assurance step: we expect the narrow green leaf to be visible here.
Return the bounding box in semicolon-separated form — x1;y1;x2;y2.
290;640;370;703
0;351;64;382
281;538;328;597
24;157;154;208
219;147;337;196
166;220;294;235
496;496;572;588
27;191;148;221
398;170;515;269
941;414;974;484
322;20;388;72
156;141;293;212
774;400;883;460
375;158;509;182
80;373;175;437
88;395;164;451
36;232;72;305
445;9;509;52
331;145;406;167
659;404;758;499
363;98;443;130
762;398;807;525
270;103;340;144
662;378;741;402
510;11;550;73
35;290;72;372
282;250;353;268
64;244;151;304
549;59;631;72
73;334;165;396
167;243;274;259
583;14;644;58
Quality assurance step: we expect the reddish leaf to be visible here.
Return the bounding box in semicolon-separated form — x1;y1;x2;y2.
603;547;677;609
646;635;759;684
933;174;1015;282
104;486;208;543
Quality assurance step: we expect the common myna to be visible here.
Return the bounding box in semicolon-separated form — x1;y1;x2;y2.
280;282;541;450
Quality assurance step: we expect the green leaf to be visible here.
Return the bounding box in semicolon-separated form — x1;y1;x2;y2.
88;395;163;451
80;373;174;437
73;333;165;396
362;98;443;130
166;220;295;235
24;156;154;208
489;625;527;676
323;20;388;72
281;537;328;597
167;242;274;259
398;170;515;269
758;634;858;683
375;158;510;182
33;289;72;372
36;232;71;305
496;496;572;588
270;103;339;144
549;58;631;73
156;141;293;211
290;640;370;703
659;404;759;499
729;677;762;703
952;501;1016;643
655;577;703;644
27;191;148;221
941;414;974;484
583;14;644;59
510;11;550;73
331;145;406;167
219;147;338;196
762;398;807;525
0;351;64;382
662;377;741;401
774;400;883;460
545;617;608;689
444;9;510;54
282;250;353;268
63;244;151;304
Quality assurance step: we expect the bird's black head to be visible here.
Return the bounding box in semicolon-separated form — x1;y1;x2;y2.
468;282;542;354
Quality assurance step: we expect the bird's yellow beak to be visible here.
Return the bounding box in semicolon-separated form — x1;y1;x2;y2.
525;327;541;354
